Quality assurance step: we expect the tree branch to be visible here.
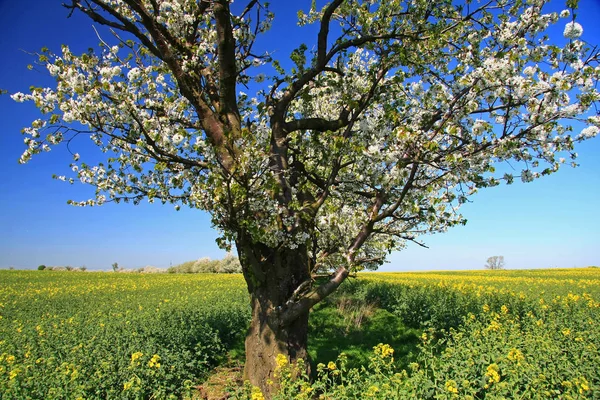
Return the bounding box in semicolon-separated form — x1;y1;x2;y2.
63;0;161;57
213;0;241;122
280;265;349;325
317;0;344;67
285;111;350;133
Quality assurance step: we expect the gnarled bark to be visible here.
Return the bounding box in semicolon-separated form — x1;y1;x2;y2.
244;294;310;396
237;238;313;398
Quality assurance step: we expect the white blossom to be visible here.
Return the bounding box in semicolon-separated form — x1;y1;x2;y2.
127;67;141;80
9;0;600;268
523;66;536;76
579;126;599;139
11;92;26;102
563;22;583;39
172;133;184;144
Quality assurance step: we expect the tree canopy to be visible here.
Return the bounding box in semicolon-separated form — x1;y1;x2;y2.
11;0;600;393
13;1;599;277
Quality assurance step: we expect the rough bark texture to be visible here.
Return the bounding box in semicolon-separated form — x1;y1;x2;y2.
244;296;309;395
237;237;311;397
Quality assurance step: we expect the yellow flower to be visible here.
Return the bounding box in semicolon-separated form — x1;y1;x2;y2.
445;379;459;394
9;368;20;380
374;343;394;359
486;320;501;332
483;304;491;312
562;328;571;336
251;386;264;400
366;385;380;396
581;382;590;391
485;364;501;384
131;351;144;363
577;377;590;392
148;354;160;368
275;354;288;368
501;305;509;314
507;348;524;363
327;361;336;371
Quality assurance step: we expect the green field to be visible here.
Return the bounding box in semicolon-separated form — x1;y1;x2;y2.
1;268;599;399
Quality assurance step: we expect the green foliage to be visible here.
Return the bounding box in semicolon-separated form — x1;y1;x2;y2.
0;272;250;399
2;268;599;399
235;269;600;399
308;287;420;370
280;294;599;399
37;265;46;271
168;254;242;274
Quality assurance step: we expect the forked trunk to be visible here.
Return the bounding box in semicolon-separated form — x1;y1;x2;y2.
237;238;312;398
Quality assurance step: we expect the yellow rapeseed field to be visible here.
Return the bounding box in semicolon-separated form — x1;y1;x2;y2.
1;267;599;399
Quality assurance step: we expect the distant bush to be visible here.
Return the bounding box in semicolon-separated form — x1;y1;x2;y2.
168;254;242;274
39;266;89;272
136;266;165;274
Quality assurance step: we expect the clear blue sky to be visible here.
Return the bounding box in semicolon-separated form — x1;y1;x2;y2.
0;1;598;271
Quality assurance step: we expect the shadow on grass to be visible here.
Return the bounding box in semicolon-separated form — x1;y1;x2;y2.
225;300;421;372
308;301;421;370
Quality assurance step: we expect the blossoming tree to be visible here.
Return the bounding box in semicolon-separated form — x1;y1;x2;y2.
12;0;600;394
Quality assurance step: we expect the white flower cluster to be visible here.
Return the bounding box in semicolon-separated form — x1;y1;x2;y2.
564;22;583;39
578;126;599;140
9;0;600;269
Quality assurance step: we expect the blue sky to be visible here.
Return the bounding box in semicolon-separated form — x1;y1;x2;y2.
0;1;598;271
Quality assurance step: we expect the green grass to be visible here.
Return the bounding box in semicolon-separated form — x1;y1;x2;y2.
308;300;420;370
224;296;421;372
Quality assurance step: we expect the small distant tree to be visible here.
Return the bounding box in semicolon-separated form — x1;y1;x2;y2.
485;256;505;270
79;265;87;271
111;262;119;272
38;265;46;271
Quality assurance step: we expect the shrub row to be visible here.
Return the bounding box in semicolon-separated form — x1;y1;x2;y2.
167;253;242;274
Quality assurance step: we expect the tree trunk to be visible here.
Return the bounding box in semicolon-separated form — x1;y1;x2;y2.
244;293;310;395
236;237;312;398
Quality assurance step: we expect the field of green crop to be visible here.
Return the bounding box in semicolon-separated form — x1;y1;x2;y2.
1;268;599;399
0;272;250;399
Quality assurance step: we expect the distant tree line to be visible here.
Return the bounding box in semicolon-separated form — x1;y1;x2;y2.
167;254;242;274
38;264;87;271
